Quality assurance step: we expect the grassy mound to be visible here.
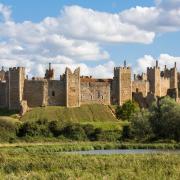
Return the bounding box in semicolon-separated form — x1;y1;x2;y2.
21;104;118;123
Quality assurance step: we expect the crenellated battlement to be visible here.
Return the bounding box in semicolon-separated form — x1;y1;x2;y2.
9;67;25;71
0;60;179;111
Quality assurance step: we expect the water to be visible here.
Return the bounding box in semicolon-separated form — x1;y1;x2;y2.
65;149;180;155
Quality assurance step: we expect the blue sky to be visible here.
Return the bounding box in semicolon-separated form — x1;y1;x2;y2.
0;0;180;78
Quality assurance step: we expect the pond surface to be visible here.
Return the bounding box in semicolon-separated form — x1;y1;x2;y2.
66;149;180;155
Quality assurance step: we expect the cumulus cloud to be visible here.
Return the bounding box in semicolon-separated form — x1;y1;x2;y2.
0;3;11;21
135;54;180;74
120;0;180;33
0;2;180;78
58;6;155;44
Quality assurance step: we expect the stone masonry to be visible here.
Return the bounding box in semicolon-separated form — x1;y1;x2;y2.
0;61;179;112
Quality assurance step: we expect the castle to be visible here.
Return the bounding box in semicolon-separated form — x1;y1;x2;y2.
0;61;179;114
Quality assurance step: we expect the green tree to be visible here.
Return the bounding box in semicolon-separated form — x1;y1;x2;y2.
116;100;139;120
130;109;153;140
150;97;180;141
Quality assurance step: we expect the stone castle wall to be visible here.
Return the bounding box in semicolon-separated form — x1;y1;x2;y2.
160;78;170;97
132;80;149;97
24;80;48;107
80;80;111;105
0;81;7;108
0;61;179;112
48;80;66;106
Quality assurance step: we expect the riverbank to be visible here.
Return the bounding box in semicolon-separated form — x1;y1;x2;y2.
0;142;180;153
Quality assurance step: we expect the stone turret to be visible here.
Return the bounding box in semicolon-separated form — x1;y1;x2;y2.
0;66;5;81
7;67;25;110
170;62;178;89
147;60;161;96
112;60;132;106
65;67;80;107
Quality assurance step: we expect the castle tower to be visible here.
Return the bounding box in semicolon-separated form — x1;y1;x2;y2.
45;63;54;80
147;60;161;97
170;62;178;89
112;60;132;106
7;67;25;110
0;66;5;81
65;67;80;107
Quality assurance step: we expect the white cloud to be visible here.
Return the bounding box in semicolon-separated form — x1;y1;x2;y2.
135;54;180;74
0;2;180;78
58;5;155;44
120;1;180;33
0;3;11;21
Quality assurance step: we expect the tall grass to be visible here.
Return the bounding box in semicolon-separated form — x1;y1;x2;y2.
0;150;179;179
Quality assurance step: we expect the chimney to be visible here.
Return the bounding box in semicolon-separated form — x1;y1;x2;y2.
49;63;51;70
174;62;177;68
156;60;158;68
124;60;126;67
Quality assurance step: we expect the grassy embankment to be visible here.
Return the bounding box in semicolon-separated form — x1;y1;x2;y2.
0;145;179;179
0;104;125;131
21;104;124;130
0;104;128;142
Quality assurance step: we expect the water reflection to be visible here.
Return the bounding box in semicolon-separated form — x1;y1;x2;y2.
65;149;180;155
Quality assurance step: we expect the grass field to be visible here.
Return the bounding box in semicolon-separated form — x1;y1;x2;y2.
0;144;179;179
21;104;118;122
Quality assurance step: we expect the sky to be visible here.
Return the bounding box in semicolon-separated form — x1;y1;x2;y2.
0;0;180;78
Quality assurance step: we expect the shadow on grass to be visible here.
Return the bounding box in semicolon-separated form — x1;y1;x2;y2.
0;108;19;116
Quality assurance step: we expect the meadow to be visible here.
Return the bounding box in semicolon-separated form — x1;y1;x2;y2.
0;145;179;180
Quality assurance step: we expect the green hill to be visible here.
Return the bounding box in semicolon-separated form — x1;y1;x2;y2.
21;104;118;123
20;104;124;131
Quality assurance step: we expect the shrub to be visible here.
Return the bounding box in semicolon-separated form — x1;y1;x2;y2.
122;125;132;140
17;119;51;137
0;118;18;142
96;130;121;142
62;124;87;141
48;121;62;137
82;124;95;140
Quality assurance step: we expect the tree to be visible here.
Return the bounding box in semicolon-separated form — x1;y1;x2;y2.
116;100;140;120
149;97;180;141
130;109;153;140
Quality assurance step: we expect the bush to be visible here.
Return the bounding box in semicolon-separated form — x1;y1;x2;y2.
17;119;51;137
0;118;18;142
82;124;95;140
122;125;132;140
95;130;121;142
48;121;62;137
62;124;87;141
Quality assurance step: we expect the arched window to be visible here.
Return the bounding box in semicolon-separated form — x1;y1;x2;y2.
52;91;55;97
